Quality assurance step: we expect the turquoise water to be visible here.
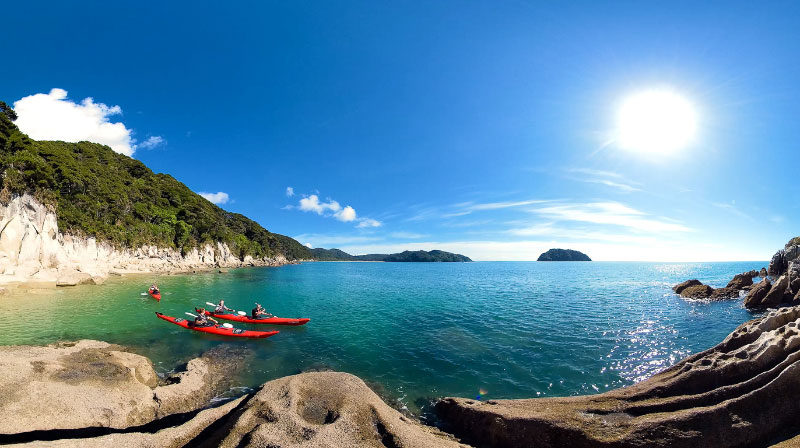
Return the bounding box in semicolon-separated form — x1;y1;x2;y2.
0;261;765;415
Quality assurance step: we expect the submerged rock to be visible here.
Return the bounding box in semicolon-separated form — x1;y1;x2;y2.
673;279;702;294
436;305;800;448
679;283;714;299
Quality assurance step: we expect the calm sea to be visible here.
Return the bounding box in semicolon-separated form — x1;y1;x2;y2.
0;261;765;415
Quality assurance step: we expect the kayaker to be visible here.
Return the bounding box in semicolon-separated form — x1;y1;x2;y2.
215;300;233;314
252;303;273;319
150;284;160;294
194;311;217;327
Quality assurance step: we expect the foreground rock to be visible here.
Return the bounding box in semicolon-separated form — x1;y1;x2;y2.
213;372;465;447
0;340;248;435
437;305;800;448
5;371;466;448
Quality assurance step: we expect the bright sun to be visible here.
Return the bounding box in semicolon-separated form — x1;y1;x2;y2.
616;89;697;155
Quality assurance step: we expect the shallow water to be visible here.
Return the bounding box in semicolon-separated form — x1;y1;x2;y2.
0;261;765;414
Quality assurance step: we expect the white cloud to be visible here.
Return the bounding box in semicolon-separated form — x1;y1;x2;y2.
291;192;381;228
304;242;313;248
299;195;341;214
199;191;230;204
13;88;137;156
138;135;165;149
335;206;357;222
286;187;295;197
357;218;382;228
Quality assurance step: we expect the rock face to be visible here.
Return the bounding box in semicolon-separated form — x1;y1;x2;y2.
537;248;591;262
437;305;800;448
0;195;292;286
744;278;772;308
0;340;247;435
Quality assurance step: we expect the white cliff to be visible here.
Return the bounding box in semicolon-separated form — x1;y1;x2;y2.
0;194;289;286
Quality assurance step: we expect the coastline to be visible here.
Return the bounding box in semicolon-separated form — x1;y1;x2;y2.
0;194;301;290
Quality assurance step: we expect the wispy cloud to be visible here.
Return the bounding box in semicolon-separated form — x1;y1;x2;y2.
530;201;691;233
390;232;428;239
464;199;552;211
565;168;642;193
712;201;753;221
138;135;165;149
357;218;382;228
293;233;382;248
286;186;295;197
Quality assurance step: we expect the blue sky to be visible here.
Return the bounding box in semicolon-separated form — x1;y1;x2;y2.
2;1;799;261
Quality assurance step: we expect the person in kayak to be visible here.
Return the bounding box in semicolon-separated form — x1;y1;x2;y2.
149;284;160;295
215;300;233;314
193;311;218;327
252;303;273;319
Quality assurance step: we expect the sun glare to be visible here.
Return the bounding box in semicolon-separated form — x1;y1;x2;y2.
616;89;697;155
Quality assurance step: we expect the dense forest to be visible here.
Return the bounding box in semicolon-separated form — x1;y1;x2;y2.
311;248;472;262
0;101;311;260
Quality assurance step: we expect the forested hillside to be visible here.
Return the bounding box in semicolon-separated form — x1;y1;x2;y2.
0;101;311;260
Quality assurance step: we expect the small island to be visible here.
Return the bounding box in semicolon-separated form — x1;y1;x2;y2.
311;248;472;262
537;248;592;261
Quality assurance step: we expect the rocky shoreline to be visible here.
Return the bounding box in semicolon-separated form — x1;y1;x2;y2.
674;237;800;310
6;302;800;447
0;195;301;290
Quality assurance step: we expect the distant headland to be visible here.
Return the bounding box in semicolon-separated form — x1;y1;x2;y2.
311;248;472;262
537;248;592;261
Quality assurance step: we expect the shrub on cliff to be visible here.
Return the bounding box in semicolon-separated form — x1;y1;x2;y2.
787;237;800;249
0;102;310;260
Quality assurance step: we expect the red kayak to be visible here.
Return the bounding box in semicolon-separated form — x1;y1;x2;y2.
148;289;161;301
155;312;279;338
196;308;310;326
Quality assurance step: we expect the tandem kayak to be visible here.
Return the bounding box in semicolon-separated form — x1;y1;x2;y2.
155;312;279;338
148;290;161;301
195;308;310;326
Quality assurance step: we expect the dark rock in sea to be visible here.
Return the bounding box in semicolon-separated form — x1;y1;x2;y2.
762;275;791;308
679;283;714;299
760;267;768;277
536;248;591;261
770;249;787;277
726;272;754;290
744;278;772;308
673;279;702;294
436;305;800;448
